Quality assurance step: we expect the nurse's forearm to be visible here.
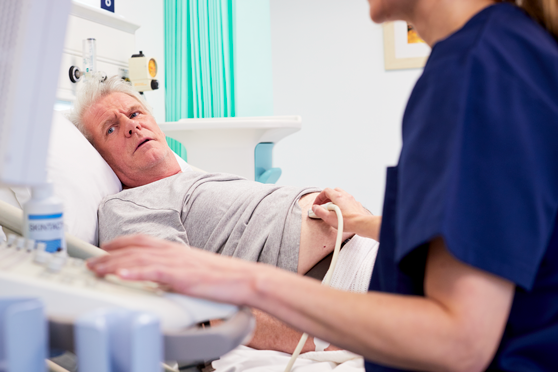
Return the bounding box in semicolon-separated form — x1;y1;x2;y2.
249;271;458;370
248;242;513;371
354;215;381;240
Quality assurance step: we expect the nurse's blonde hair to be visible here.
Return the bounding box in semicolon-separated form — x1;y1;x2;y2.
68;75;152;143
501;0;558;38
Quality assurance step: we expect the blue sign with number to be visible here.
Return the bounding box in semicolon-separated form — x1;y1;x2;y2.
101;0;114;12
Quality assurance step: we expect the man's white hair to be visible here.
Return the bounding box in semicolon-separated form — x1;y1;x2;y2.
67;75;152;143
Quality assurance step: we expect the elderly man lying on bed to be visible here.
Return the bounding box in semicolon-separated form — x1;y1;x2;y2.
69;76;379;355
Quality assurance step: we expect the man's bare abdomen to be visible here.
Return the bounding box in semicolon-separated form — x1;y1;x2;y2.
297;192;353;275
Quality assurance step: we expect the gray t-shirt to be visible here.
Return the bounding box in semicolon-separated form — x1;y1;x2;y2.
98;171;319;272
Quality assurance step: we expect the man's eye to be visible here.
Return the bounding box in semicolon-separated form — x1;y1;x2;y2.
130;112;139;119
107;127;115;135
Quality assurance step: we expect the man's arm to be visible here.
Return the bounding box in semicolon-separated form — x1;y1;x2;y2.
89;235;514;371
244;309;341;352
210;308;341;353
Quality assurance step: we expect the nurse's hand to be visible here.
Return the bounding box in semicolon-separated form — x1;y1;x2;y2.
87;234;271;306
312;188;381;240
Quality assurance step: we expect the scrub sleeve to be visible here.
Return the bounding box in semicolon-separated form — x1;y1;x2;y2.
366;4;558;371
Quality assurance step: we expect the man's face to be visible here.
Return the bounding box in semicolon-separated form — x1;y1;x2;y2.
82;92;178;187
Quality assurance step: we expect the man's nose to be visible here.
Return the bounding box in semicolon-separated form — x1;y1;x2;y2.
123;116;142;137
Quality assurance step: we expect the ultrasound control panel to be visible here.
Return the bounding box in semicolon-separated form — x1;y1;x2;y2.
0;234;238;332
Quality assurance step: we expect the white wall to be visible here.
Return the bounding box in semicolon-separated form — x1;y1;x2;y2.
270;0;422;215
74;0;166;122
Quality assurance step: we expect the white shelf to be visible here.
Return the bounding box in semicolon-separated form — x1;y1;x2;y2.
71;1;140;34
159;116;302;179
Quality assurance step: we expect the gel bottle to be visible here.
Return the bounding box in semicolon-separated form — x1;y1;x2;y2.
23;182;66;254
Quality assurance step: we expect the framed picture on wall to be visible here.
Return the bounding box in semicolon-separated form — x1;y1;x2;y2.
383;22;431;70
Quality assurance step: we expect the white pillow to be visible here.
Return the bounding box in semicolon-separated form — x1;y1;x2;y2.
0;188;20;242
0;111;191;246
45;111;122;245
0;112;122;245
174;151;191;172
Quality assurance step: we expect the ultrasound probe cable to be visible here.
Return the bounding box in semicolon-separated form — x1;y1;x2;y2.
284;202;344;372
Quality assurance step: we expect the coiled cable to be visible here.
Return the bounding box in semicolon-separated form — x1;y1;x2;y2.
284;203;344;372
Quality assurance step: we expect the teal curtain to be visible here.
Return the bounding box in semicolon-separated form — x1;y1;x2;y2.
164;0;236;121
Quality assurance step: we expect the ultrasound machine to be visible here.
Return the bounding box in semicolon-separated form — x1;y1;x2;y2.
0;1;254;371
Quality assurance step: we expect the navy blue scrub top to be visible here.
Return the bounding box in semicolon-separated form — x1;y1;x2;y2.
366;3;558;371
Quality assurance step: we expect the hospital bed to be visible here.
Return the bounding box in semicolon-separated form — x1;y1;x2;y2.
0;111;377;372
0;110;376;372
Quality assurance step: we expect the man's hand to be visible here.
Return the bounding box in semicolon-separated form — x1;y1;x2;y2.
312;188;381;240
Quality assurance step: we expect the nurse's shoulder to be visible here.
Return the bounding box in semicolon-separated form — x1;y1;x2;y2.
425;3;558;85
477;3;558;83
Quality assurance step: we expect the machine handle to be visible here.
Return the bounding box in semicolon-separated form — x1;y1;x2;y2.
48;306;254;364
163;306;255;363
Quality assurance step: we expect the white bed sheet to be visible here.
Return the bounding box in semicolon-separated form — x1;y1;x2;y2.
213;235;378;372
213;346;364;372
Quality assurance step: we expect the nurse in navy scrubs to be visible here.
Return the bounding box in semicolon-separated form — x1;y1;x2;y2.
89;0;558;370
